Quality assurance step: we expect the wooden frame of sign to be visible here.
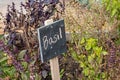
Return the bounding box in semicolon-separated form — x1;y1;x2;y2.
37;19;67;80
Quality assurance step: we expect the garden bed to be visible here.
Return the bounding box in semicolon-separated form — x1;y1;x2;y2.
0;0;120;80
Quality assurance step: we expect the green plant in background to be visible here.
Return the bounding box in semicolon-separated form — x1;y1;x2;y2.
103;0;120;44
0;55;16;79
0;35;17;79
69;36;108;79
103;0;120;20
60;69;65;78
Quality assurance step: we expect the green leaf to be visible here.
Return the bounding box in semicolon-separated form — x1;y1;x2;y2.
71;51;79;61
9;67;16;77
35;73;41;80
18;50;27;60
101;73;106;79
2;66;16;77
96;57;102;64
93;47;102;56
0;57;7;63
22;62;28;69
30;60;36;65
0;35;3;39
80;37;85;44
102;51;108;55
21;72;28;80
91;54;95;58
80;62;86;68
106;1;111;11
87;38;97;47
88;56;93;63
85;38;98;50
60;69;65;78
111;9;117;17
85;43;91;50
90;69;95;76
83;68;89;76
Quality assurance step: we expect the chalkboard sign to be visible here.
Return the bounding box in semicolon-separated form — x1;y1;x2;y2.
37;19;67;62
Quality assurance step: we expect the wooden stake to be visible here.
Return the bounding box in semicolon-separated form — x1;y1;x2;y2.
45;19;60;80
50;57;60;80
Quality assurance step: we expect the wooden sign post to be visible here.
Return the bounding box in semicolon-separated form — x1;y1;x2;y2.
37;19;67;80
45;19;60;80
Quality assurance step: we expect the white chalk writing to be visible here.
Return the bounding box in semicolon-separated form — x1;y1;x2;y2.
42;27;63;50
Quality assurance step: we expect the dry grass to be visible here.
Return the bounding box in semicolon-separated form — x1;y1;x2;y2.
64;0;119;38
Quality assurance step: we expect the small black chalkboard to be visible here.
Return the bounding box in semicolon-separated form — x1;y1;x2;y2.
37;19;67;62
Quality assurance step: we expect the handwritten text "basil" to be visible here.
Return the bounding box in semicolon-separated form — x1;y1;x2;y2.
43;28;62;50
